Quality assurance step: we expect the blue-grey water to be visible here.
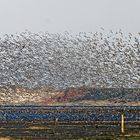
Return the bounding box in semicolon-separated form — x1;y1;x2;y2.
0;106;139;121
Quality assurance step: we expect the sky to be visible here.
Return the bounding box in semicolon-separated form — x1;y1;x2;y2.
0;0;140;36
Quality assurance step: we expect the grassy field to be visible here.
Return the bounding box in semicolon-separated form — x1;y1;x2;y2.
0;120;139;140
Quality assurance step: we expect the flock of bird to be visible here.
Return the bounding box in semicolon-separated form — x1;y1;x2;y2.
0;30;139;89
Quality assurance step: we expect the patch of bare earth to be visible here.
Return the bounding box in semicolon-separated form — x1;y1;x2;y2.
0;138;11;140
0;86;53;105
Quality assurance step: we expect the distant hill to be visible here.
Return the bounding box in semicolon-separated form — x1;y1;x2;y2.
0;86;139;105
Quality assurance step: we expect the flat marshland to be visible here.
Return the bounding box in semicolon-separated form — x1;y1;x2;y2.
0;106;139;139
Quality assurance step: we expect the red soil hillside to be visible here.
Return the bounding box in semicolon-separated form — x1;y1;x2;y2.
40;87;87;104
0;85;139;106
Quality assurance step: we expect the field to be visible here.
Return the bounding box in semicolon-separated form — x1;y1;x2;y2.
0;121;140;140
0;106;139;140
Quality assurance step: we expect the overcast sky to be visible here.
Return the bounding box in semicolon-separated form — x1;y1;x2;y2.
0;0;140;36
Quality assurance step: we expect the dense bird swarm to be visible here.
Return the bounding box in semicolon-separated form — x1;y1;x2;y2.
0;30;139;89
